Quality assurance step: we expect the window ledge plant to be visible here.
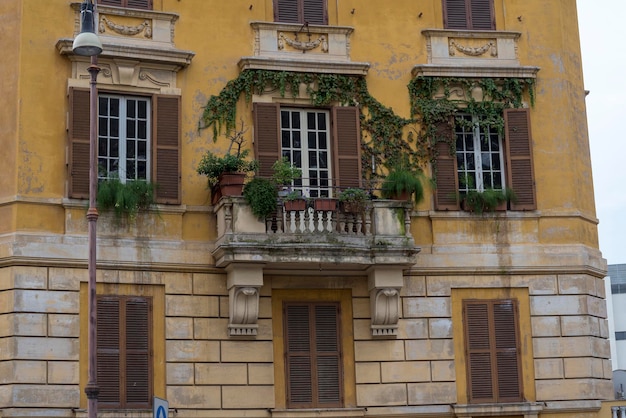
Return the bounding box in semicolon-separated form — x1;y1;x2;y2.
461;188;517;214
96;178;156;221
338;188;370;213
381;161;427;204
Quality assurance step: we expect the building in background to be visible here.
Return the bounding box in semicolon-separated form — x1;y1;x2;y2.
1;0;623;417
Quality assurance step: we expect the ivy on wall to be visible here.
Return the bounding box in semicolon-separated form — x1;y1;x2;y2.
199;69;425;179
199;70;535;180
407;76;535;162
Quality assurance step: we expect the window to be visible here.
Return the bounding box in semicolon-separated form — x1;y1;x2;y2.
98;95;150;182
616;331;626;341
443;0;495;30
434;108;536;211
274;0;327;25
97;0;153;9
254;103;362;197
455;115;505;193
284;302;342;408
68;88;181;203
463;299;522;403
97;295;153;409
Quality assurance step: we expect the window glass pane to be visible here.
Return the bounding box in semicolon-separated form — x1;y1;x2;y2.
111;119;119;137
319;132;327;149
308;132;316;149
309;151;318;168
307;112;316;129
282;131;290;148
293;132;301;148
99;118;107;136
127;100;136;118
138;100;147;119
138;141;147;160
291;112;300;129
110;139;119;158
319;151;328;169
138;121;147;139
281;111;290;128
137;161;147;180
127;141;136;158
99;97;108;116
127;120;136;139
99;138;108;157
126;160;136;180
110;99;119;117
318;113;326;130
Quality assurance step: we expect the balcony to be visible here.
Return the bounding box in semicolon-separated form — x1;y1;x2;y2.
212;197;419;270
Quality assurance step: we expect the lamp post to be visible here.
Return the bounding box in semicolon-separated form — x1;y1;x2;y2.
72;2;103;418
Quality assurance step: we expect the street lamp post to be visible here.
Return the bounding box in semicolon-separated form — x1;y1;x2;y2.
72;2;103;418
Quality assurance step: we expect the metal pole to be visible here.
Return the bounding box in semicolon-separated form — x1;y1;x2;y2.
85;53;101;418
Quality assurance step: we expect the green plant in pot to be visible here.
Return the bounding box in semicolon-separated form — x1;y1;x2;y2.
271;157;302;191
381;165;426;204
462;188;517;214
282;189;307;211
97;178;156;220
243;177;278;220
338;187;370;213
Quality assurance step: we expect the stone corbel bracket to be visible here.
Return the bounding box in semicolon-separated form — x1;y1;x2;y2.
226;264;264;337
368;267;404;337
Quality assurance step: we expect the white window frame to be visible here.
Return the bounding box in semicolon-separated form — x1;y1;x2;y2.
280;108;332;198
455;114;505;194
98;94;151;183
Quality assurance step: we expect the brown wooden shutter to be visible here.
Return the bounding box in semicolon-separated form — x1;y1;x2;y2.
68;88;91;199
275;0;300;23
303;0;327;25
153;95;180;204
464;299;522;404
98;0;152;9
97;296;122;408
443;0;494;30
253;103;281;179
470;0;495;30
125;297;152;408
434;121;460;210
504;108;536;210
285;302;342;409
332;106;362;189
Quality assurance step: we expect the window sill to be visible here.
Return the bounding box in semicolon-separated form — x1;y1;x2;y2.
454;402;543;417
74;409;153;418
271;408;365;418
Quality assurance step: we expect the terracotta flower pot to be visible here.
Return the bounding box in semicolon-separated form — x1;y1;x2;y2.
218;172;246;197
314;198;337;211
284;199;307;211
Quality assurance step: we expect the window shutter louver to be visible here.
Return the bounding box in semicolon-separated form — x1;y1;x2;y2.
303;0;327;25
97;297;121;407
470;0;495;30
253;103;282;179
153;95;181;204
464;300;522;404
285;302;342;409
68;88;91;199
444;0;470;29
504;108;536;210
434;121;460;210
275;0;300;23
125;297;152;408
97;0;152;9
332;106;362;189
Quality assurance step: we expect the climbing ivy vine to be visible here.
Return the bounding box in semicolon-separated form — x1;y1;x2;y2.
199;69;424;180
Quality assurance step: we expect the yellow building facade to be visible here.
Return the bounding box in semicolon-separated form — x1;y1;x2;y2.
1;0;624;417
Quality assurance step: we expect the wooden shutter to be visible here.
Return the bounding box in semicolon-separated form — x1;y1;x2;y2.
470;0;495;30
68;88;90;199
254;103;282;179
125;297;152;408
464;299;522;404
98;0;152;9
285;302;342;409
303;0;327;25
97;295;152;409
97;296;122;408
332;106;362;189
434;121;460;210
153;95;181;204
443;0;494;30
504;108;536;210
275;0;327;25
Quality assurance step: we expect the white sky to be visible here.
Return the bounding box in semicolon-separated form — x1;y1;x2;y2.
578;0;626;265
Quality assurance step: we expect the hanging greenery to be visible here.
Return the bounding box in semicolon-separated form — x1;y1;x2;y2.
407;76;535;164
199;69;425;179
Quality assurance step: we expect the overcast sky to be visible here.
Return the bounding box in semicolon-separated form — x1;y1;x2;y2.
578;0;626;265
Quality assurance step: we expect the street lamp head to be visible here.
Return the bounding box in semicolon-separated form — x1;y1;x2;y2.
72;0;103;56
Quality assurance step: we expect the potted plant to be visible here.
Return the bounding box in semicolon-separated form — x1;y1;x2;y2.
196;123;259;203
381;166;426;204
338;187;370;213
314;197;337;211
243;178;278;220
282;190;307;211
462;188;516;214
271;157;302;195
97;178;156;221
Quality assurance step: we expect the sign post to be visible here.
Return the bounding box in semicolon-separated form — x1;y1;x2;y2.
154;397;168;418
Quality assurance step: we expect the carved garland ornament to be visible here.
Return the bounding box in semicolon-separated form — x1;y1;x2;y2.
278;32;328;53
449;38;497;57
99;16;152;38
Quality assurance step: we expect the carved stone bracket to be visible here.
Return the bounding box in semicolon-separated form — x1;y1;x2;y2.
99;16;152;38
449;38;497;57
226;264;264;337
278;32;328;53
368;267;404;337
